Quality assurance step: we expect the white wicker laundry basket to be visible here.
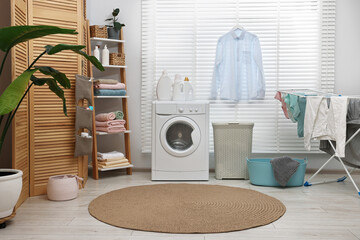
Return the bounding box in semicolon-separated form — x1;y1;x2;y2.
212;122;254;180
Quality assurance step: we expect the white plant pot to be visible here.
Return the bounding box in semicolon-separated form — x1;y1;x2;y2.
0;169;23;218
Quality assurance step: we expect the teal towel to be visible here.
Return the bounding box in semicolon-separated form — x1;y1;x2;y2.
114;111;124;120
94;89;126;96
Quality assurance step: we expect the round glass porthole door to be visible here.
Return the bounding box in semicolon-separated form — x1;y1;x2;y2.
160;117;201;157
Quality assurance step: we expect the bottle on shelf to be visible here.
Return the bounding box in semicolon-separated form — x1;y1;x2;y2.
172;74;185;101
101;44;109;66
156;70;173;101
184;77;193;101
94;45;100;62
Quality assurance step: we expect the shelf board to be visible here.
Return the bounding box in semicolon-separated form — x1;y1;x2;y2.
96;130;131;135
99;65;127;69
97;164;133;172
94;95;129;99
90;37;125;44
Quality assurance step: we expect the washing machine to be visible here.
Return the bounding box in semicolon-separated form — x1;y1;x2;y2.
152;101;209;180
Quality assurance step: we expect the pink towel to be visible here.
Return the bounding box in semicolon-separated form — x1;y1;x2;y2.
96;120;126;127
274;91;289;119
96;126;127;133
94;82;126;90
95;112;116;122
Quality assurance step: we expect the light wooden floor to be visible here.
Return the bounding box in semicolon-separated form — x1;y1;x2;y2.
2;171;360;240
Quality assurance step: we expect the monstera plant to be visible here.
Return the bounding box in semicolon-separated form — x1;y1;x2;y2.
0;25;104;221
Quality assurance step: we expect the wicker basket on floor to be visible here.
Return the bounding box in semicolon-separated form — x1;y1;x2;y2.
90;25;107;38
110;53;125;66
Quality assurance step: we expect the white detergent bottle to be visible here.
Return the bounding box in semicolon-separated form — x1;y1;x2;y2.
101;45;109;66
172;74;186;101
94;45;100;62
184;77;193;101
156;70;173;101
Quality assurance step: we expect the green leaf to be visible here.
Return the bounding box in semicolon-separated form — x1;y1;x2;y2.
112;8;120;16
0;25;77;53
45;79;67;116
45;44;85;55
74;50;105;71
0;69;38;115
30;75;51;86
36;66;71;89
105;18;113;21
44;44;104;72
114;22;125;31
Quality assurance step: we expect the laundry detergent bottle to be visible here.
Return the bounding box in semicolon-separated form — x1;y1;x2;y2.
101;44;109;66
184;77;193;101
156;70;173;101
172;74;186;101
94;45;100;62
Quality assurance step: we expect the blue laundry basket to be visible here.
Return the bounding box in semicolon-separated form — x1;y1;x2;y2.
247;158;308;187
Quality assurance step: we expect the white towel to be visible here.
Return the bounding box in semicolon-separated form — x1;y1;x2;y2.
97;151;124;160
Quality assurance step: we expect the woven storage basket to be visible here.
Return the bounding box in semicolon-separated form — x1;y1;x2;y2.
212;122;254;180
110;53;125;66
90;25;107;38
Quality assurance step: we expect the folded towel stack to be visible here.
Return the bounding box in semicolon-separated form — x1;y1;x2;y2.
95;112;126;133
97;151;131;169
94;89;126;96
93;79;126;96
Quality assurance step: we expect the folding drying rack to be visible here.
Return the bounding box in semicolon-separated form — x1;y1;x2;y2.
278;89;360;196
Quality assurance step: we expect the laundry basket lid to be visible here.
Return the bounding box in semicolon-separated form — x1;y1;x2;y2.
212;122;254;127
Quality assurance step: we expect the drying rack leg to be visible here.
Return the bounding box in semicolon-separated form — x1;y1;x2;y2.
304;154;336;186
305;128;360;196
335;155;360;196
328;141;360;196
305;140;360;196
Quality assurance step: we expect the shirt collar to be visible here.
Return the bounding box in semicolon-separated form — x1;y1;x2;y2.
231;29;246;40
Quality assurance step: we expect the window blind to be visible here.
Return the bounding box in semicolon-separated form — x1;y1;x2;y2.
141;0;336;153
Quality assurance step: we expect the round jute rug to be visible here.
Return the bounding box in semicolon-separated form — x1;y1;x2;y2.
88;184;286;233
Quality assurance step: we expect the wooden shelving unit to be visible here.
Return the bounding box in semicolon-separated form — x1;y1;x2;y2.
88;29;132;180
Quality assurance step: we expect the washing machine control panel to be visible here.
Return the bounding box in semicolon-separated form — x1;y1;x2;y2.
176;104;205;114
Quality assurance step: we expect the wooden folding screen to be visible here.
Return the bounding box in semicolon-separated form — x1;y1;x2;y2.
28;0;87;196
11;0;88;199
11;0;29;207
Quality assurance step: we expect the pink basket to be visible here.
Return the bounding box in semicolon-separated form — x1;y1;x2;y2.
47;175;83;201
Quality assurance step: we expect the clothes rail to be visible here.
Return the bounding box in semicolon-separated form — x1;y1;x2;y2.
278;89;341;98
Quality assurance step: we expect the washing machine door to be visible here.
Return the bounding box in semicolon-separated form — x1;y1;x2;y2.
160;116;201;157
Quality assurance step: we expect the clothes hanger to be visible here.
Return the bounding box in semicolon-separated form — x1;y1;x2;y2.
232;23;244;31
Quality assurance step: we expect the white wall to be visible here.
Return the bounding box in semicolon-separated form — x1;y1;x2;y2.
87;0;360;171
335;0;360;95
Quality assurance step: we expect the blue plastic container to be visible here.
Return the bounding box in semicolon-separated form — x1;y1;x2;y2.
247;158;308;187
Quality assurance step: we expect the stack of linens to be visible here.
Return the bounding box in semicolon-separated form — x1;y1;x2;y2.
95;112;126;133
97;151;131;169
94;79;126;96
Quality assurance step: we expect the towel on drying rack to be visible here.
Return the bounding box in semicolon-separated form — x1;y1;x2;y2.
270;156;300;187
94;89;126;96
